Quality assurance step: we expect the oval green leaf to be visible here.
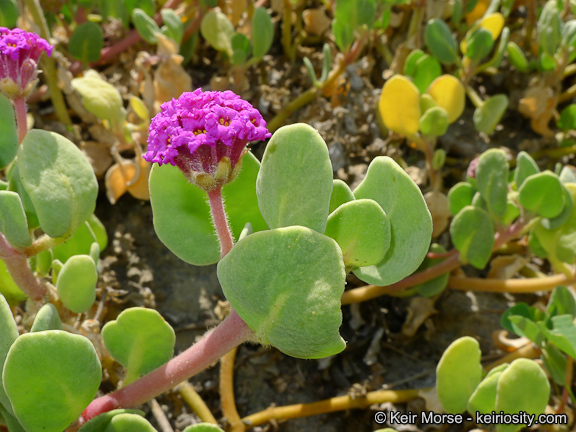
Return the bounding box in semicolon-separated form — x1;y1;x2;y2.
71;73;124;122
104;413;157;432
473;94;508;134
56;255;98;313
506;41;529;72
0;94;17;170
467;364;509;414
448;182;476;216
18;130;98;238
518;171;565;218
68;22;104;63
437;336;483;413
218;226;346;359
514;151;539;188
200;10;234;56
419;106;449;136
183;424;225;432
102;307;175;385
132;8;161;44
450;205;494;269
257;123;333;233
495;359;550;432
3;331;101;432
425;18;459;64
475;148;509;218
30;303;62;332
160;9;183;45
0;293;18;416
465;27;494;61
252;7;274;60
78;410;147;432
329;179;355;213
0;259;26;306
324;199;391;268
353;156;432;285
0;191;31;248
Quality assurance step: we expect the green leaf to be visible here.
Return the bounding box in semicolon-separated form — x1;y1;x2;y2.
30;303;62;332
413;244;450;297
56;255;98;313
518;171;565;218
7;164;39;230
404;49;425;77
149;152;267;266
475;148;509;218
329;179;355;213
0;294;18;416
68;22;104;63
103;414;156;432
0;260;26;306
78;410;147;432
419;106;449;136
548;285;576;318
353;156;432;285
252;7;274;59
467;364;509;414
483;26;509;69
0;191;31;248
473;94;508;134
18;130;98;238
558;104;576;131
160;9;184;45
0;94;17;170
257;124;333;233
132;8;161;44
500;302;545;338
231;33;251;65
218;226;346;359
465;27;494;61
125;0;155;17
436;336;483;413
495;359;550;432
514;151;539;188
541;343;567;385
425;19;459;64
0;0;18;28
538;0;562;58
448;182;476;216
545;314;576;358
100;0;129;27
508;315;545;345
450;206;494;269
540;184;573;229
332;0;376;51
71;72;124;122
183;424;225;432
506;41;529;72
324;199;390;268
3;331;101;432
200;10;235;56
102;307;175;385
412;55;442;94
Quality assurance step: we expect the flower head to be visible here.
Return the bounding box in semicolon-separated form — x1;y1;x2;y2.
0;27;53;99
145;89;271;191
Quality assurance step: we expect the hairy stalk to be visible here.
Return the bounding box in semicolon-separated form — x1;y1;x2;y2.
207;188;234;258
23;234;66;257
80;309;253;422
0;233;45;300
12;97;27;144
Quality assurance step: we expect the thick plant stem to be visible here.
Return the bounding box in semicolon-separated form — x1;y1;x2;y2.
12;97;27;144
448;273;574;293
242;388;422;428
0;233;45;300
81;309;253;422
207;188;234;258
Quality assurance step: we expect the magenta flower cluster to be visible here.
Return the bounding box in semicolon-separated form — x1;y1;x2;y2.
145;89;270;190
0;27;53;99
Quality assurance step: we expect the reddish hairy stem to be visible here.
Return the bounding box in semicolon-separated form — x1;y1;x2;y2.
12;97;27;144
0;233;45;300
207;187;235;258
81;309;253;422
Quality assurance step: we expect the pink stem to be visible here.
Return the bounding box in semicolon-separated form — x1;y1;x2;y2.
12;97;27;144
207;187;235;258
81;309;253;422
0;233;45;300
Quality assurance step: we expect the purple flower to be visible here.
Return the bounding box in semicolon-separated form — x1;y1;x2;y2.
145;89;271;191
0;27;53;99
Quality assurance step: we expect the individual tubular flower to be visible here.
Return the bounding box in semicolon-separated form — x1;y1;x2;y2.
0;27;53;99
144;89;271;191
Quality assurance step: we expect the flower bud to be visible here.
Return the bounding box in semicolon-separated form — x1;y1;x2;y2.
144;89;271;191
0;27;53;99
